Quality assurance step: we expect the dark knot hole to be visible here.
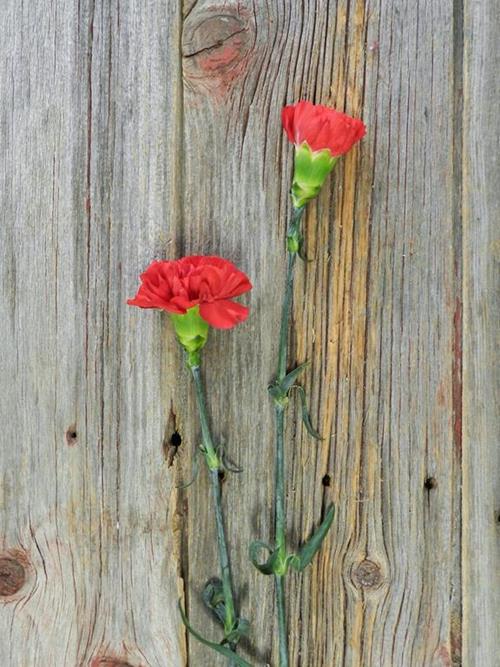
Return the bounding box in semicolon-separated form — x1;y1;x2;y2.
170;431;182;448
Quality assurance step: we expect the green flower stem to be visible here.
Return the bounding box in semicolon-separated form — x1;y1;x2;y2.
275;574;288;667
210;467;236;637
274;403;288;666
277;251;298;381
189;361;237;663
273;206;304;667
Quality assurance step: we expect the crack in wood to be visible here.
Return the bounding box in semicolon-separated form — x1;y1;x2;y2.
183;26;248;58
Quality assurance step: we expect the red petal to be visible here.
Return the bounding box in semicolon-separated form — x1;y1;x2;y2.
127;283;162;309
281;100;365;156
282;105;296;144
128;256;252;316
127;296;156;309
218;272;253;299
199;300;249;329
168;296;195;313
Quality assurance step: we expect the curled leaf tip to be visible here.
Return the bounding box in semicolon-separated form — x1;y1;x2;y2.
293;385;323;440
178;600;252;666
249;541;277;576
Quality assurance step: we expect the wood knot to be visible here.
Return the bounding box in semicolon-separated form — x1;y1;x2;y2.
91;659;134;667
0;555;27;597
182;8;254;87
352;559;383;590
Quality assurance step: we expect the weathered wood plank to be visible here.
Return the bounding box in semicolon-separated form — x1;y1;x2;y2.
0;2;185;665
462;0;500;664
179;1;462;665
289;2;461;665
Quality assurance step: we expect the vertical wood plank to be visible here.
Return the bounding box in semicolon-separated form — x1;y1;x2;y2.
289;1;462;665
0;2;186;664
179;0;462;665
462;0;500;663
179;2;279;663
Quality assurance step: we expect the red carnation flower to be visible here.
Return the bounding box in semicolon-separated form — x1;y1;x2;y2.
282;100;365;157
128;256;252;329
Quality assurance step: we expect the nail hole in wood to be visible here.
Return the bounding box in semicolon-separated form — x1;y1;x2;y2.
321;474;331;487
170;431;182;448
165;430;182;467
495;510;500;525
65;425;78;445
424;476;437;490
218;470;226;483
0;556;26;597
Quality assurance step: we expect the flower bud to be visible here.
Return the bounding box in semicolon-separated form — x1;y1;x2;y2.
282;100;365;207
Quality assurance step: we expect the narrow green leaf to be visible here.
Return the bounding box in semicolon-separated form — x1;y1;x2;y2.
294;385;323;440
176;450;201;489
202;578;250;646
217;445;243;473
225;616;250;644
235;617;250;638
297;235;313;263
178;601;252;666
249;540;278;575
298;243;308;262
291;504;335;572
281;361;311;393
202;578;226;626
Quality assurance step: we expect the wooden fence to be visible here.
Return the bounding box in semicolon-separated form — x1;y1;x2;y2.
1;1;498;665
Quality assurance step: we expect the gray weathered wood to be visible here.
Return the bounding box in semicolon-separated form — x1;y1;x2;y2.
0;1;498;666
462;0;500;664
1;2;185;665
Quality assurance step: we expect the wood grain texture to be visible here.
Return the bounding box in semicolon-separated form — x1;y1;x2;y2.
462;0;500;664
0;0;498;666
0;2;186;665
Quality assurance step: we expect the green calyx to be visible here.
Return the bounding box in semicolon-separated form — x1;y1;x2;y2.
170;306;209;367
291;142;338;208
